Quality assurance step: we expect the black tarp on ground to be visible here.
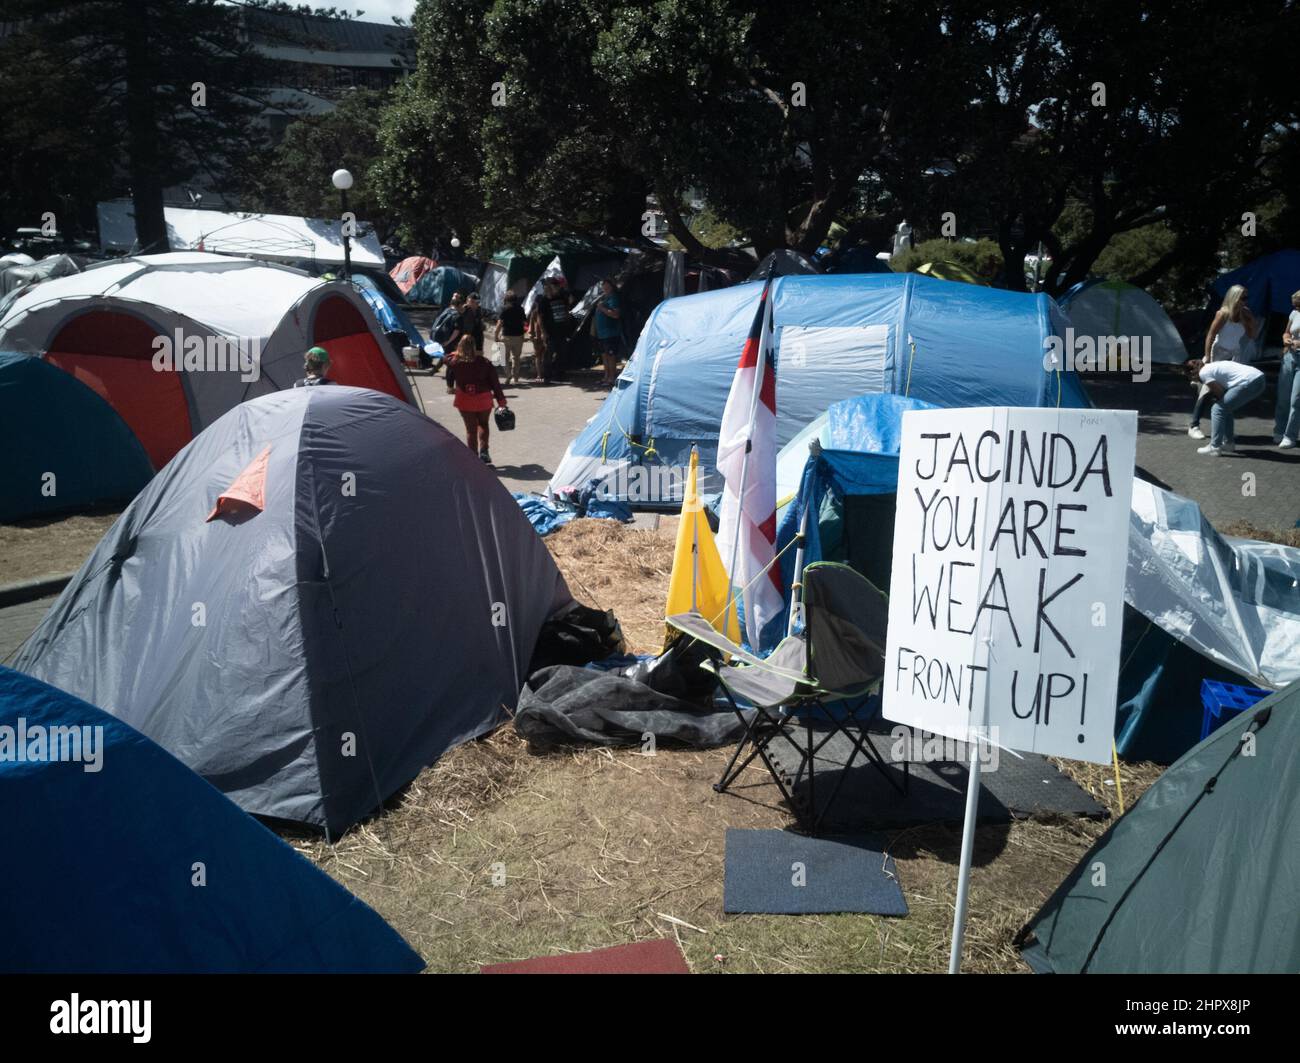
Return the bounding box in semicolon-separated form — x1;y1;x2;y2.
764;727;1106;829
514;664;747;750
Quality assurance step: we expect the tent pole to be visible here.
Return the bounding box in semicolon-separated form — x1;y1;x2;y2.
690;448;699;613
787;500;811;637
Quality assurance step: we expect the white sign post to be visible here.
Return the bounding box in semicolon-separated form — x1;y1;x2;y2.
882;407;1136;972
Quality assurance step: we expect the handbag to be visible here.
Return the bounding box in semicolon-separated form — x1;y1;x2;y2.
494;406;516;431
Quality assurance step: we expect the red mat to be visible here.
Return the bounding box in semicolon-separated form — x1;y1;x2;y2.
480;939;690;974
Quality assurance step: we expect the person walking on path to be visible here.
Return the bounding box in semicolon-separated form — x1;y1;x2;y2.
542;278;575;380
1190;357;1265;456
457;292;486;353
494;291;527;385
529;280;556;383
1273;290;1300;449
445;335;507;464
591;277;623;387
430;292;465;362
1190;284;1257;440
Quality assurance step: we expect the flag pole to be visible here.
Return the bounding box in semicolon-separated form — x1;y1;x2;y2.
689;446;699;613
724;269;775;628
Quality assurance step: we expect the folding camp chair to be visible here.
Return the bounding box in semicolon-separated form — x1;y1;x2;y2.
667;561;907;833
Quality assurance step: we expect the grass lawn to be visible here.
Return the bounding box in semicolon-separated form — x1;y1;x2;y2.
288;519;1161;974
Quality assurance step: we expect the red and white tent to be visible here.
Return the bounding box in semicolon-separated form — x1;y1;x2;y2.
389;255;438;295
0;252;414;468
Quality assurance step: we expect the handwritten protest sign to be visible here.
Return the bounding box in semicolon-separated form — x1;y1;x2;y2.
883;408;1136;765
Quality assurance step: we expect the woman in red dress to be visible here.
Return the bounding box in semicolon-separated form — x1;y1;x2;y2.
445;335;507;464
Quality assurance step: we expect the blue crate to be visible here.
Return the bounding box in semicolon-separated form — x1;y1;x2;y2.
1200;679;1271;740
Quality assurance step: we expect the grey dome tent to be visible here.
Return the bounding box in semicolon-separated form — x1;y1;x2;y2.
747;249;821;280
15;386;572;836
1017;681;1300;973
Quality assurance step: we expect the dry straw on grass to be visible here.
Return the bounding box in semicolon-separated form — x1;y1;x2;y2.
545;518;679;652
286;517;1165;973
1220;520;1300;548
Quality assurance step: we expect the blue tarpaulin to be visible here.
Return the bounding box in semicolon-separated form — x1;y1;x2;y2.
1211;249;1300;317
351;274;439;357
514;487;633;536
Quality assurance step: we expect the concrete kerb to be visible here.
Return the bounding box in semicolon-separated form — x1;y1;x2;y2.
0;573;73;609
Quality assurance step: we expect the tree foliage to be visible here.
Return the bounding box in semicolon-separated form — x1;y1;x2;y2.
377;0;1296;285
0;0;291;250
246;89;396;238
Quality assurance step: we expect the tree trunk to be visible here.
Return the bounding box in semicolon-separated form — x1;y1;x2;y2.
124;3;169;253
997;218;1029;293
658;189;749;270
605;168;649;244
787;169;861;255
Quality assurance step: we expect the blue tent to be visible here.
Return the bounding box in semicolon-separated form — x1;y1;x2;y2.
408;265;479;306
0;665;424;973
549;273;1090;506
1211;249;1300;317
1;351;154;523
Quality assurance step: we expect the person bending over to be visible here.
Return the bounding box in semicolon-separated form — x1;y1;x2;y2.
1189;357;1264;456
1189;284;1257;440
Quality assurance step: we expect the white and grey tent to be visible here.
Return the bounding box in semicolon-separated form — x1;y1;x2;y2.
1058;279;1188;365
15;386;572;836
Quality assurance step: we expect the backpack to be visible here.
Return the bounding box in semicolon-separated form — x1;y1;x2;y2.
432;307;458;345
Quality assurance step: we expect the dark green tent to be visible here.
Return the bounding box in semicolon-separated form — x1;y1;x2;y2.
1018;681;1300;973
479;237;627;314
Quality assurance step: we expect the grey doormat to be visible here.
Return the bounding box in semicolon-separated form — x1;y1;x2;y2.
723;829;908;915
762;727;1107;830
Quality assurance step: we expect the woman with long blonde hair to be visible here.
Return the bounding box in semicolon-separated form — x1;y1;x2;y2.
1189;284;1257;440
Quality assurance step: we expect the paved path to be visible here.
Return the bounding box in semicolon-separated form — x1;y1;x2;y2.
407;354;609;496
0;595;55;664
1087;368;1298;532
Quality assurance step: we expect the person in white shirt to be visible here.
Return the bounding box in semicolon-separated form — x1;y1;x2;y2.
1273;290;1300;449
1189;357;1265;455
1189;284;1257;440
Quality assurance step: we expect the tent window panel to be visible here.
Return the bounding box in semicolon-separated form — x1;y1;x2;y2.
312;294;404;399
777;324;888;392
840;493;898;594
46;310;192;469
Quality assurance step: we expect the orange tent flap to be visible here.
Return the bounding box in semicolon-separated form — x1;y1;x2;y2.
206;444;271;522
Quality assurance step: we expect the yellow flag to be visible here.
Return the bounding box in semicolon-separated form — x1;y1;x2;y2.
664;448;740;648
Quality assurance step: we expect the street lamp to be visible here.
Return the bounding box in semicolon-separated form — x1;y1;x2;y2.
332;168;353;282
